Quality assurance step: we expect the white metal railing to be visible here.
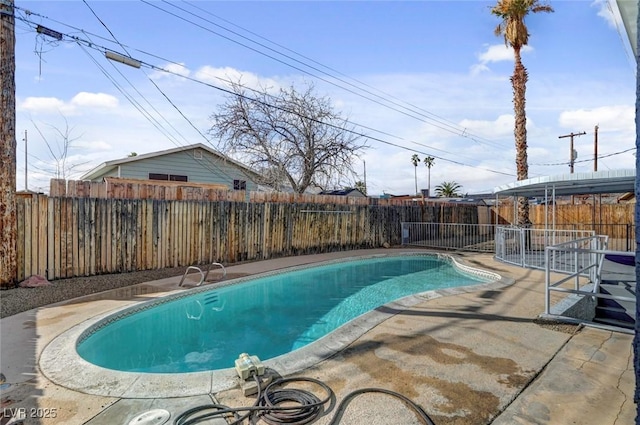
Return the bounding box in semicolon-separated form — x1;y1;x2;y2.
544;236;636;320
495;226;596;269
401;222;496;252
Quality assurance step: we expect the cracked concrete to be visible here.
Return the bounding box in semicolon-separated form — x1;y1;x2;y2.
0;249;636;425
492;328;634;425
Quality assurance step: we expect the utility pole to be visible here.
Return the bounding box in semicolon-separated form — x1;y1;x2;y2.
23;129;27;190
363;159;367;196
593;125;598;172
558;131;586;174
0;0;17;287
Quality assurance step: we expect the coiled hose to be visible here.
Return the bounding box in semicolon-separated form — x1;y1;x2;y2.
173;375;436;425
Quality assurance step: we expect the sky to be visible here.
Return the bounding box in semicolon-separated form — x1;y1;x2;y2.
12;0;637;196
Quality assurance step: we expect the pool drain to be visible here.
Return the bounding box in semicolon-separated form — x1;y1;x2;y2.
127;409;170;425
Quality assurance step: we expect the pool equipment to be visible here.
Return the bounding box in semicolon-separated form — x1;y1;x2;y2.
235;353;265;380
173;355;437;425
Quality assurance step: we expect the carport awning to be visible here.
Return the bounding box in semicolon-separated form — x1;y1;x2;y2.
493;169;636;197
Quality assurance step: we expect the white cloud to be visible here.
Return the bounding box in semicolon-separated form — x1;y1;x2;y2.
459;114;515;138
18;92;118;115
73;140;112;151
592;0;617;28
478;44;514;63
71;92;119;109
18;97;66;113
471;44;533;75
194;66;281;92
559;105;633;131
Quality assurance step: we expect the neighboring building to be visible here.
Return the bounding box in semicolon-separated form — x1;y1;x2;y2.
80;143;263;191
319;188;367;197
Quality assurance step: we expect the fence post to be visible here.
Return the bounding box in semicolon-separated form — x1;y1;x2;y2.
626;224;631;252
520;227;526;267
545;247;550;315
573;242;579;291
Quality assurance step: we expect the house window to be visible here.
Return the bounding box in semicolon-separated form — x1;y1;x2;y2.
149;173;169;181
149;173;188;182
233;179;246;191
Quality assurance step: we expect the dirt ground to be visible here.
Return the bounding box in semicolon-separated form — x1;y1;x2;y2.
0;267;190;318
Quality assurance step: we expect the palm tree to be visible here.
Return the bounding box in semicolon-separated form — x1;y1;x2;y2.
354;180;367;196
491;0;553;227
423;156;435;198
435;181;462;198
410;154;420;195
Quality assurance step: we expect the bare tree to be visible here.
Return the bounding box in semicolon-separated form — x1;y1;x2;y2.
32;117;88;180
209;80;367;194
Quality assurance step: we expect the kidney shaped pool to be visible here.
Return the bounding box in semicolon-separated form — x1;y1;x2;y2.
76;254;497;373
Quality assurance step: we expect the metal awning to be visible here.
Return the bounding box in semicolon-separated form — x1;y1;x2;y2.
493;169;636;197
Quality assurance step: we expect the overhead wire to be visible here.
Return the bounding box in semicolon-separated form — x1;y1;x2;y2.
14;3;510;169
79;0;244;183
143;0;509;151
28;1;246;185
14;10;516;178
530;147;635;166
178;0;504;149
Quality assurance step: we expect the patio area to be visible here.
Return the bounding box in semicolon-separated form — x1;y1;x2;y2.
0;248;634;424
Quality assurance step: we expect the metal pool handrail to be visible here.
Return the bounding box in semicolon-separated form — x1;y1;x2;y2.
179;262;227;287
544;235;635;316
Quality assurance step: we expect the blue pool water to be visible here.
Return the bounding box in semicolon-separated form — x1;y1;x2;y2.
77;255;493;373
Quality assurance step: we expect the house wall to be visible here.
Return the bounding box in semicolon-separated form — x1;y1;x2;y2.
90;148;258;191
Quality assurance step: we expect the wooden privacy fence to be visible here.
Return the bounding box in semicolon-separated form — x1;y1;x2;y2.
492;203;636;251
493;203;635;226
14;194;480;284
51;178;424;205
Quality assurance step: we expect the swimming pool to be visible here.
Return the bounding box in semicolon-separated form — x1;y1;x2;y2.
76;254;497;374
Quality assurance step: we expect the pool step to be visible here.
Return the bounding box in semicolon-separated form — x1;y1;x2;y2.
594;281;635;329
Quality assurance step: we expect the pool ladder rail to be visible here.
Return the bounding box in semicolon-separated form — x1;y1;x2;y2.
178;262;227;287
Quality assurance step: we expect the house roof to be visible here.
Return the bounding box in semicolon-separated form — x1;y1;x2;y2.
319;188;366;196
614;0;637;57
493;169;636;197
80;143;262;181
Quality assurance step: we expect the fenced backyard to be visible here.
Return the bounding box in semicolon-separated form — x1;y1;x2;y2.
11;186;636;287
14;193;483;284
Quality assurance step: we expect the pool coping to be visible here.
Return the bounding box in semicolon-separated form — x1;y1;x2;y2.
38;252;512;398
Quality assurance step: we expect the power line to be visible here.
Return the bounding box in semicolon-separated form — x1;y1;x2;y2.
178;0;505;148
79;1;242;183
13;6;510;166
531;147;635;166
141;0;508;150
15;14;516;178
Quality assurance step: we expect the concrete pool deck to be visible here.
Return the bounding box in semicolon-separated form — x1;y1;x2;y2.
0;248;635;424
